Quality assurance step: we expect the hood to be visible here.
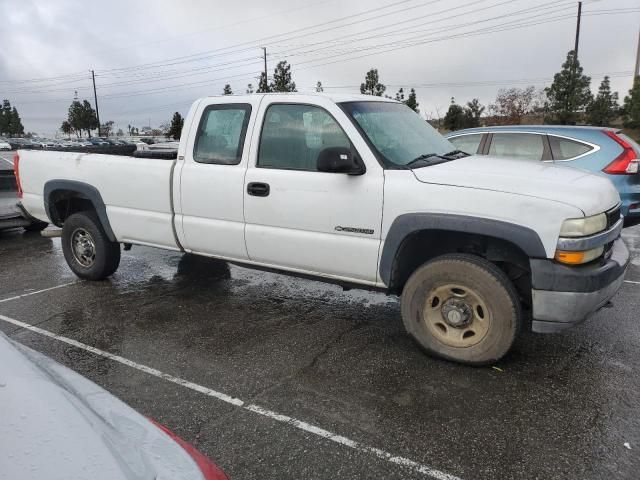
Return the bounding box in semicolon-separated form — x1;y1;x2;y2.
411;155;620;216
0;334;208;480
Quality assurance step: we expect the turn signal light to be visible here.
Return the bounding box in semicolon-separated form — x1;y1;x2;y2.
555;246;604;265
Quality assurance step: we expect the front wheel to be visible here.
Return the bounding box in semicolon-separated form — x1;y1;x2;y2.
61;211;120;280
401;254;521;366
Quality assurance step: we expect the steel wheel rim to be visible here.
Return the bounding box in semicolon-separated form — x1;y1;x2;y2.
71;228;96;267
423;283;491;348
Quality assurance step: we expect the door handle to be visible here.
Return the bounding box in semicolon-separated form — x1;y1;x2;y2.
247;182;270;197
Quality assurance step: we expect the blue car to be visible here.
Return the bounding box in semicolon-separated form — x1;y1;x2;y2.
446;126;640;225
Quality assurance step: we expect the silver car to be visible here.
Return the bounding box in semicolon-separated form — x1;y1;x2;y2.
0;333;229;480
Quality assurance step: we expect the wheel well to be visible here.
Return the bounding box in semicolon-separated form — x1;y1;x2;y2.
388;230;532;305
48;189;97;226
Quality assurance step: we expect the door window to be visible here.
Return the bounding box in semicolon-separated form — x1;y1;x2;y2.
549;136;593;160
449;134;483;154
194;104;251;164
258;104;351;171
488;133;545;161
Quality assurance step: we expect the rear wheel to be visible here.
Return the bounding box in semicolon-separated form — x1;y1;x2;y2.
401;254;521;366
61;211;120;280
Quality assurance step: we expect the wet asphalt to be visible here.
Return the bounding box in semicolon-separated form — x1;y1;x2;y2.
0;223;639;480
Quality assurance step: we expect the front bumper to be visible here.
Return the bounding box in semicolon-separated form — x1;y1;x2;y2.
530;237;629;333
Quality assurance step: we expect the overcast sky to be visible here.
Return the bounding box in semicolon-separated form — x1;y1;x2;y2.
0;0;638;136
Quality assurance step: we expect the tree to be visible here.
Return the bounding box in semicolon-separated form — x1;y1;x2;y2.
443;98;467;131
67;99;98;137
101;120;114;137
270;61;296;92
257;72;270;93
586;76;619;126
316;81;323;92
360;68;386;96
60;120;73;139
405;88;419;113
395;88;405;102
116;128;124;137
545;50;592;124
0;100;25;136
623;76;640;128
246;83;254;94
463;98;485;127
167;112;184;140
223;84;233;95
490;86;537;125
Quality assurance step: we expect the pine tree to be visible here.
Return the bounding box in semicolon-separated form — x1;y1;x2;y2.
223;84;233;95
316;81;323;92
360;68;386;96
464;98;485;127
167;112;184;140
256;72;270;93
545;50;592;124
395;88;405;102
443;98;466;131
623;76;640;128
270;61;296;92
0;100;10;135
586;76;619;126
405;88;419;113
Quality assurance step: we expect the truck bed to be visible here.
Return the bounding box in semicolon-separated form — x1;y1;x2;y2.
18;150;180;249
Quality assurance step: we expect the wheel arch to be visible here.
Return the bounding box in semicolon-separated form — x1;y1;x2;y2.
380;213;546;297
44;180;116;242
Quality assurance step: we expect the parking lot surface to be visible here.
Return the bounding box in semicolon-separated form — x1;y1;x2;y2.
1;225;640;480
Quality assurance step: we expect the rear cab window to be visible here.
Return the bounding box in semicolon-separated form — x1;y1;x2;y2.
193;104;252;164
449;134;483;154
549;135;594;160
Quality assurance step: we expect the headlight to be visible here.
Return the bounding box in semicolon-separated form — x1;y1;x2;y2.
559;213;607;237
555;246;604;265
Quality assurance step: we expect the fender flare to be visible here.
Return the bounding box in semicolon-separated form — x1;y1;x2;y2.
44;180;116;242
379;213;547;286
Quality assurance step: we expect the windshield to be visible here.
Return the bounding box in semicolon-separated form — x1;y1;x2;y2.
340;101;456;167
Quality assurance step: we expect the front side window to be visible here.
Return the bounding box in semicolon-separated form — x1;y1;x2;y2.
488;133;544;161
194;104;251;164
449;134;483;155
549;136;593;160
340;101;455;167
257;104;351;171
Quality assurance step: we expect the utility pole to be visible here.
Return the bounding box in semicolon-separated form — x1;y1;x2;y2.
262;47;268;81
634;28;640;79
91;70;101;137
574;2;582;59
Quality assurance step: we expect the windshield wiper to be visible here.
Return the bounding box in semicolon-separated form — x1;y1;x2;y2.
405;153;440;168
440;149;470;158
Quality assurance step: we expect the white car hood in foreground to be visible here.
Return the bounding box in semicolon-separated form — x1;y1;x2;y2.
411;155;620;216
0;334;204;480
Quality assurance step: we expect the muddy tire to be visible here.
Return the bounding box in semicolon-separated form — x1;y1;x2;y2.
61;211;120;280
401;254;521;366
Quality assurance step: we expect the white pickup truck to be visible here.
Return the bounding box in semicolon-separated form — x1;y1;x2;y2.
15;93;630;365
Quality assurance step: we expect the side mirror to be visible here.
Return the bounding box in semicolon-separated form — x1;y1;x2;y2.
317;147;365;175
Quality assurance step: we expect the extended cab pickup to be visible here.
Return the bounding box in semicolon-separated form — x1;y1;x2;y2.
15;94;630;364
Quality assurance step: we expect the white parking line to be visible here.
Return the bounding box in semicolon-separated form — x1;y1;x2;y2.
0;282;77;304
0;313;461;480
0;154;13;166
624;280;640;285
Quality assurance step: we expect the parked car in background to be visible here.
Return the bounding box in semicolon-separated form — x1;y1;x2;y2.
0;332;229;480
0;139;11;150
446;126;640;225
8;138;40;150
87;138;110;146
